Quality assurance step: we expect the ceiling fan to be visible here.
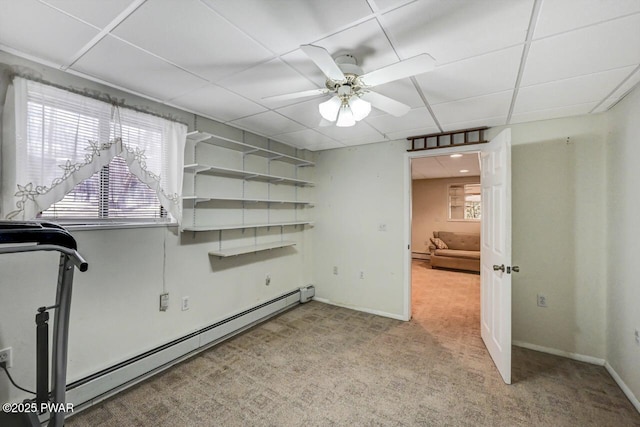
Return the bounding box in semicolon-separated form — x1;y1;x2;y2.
264;45;436;127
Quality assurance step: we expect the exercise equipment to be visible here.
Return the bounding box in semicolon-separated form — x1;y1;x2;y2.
0;221;88;426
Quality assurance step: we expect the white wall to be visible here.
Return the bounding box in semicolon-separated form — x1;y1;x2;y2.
0;52;314;404
488;116;608;360
313;142;407;318
412;176;481;254
606;86;640;401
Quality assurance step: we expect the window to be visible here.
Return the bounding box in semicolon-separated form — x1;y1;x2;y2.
2;77;186;223
40;156;167;220
449;183;481;221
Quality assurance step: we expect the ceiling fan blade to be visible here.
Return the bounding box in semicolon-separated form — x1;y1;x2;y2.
262;88;329;102
359;54;436;87
300;44;346;82
360;91;411;117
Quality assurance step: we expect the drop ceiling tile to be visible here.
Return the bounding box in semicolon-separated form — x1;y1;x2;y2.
382;0;533;64
170;84;266;122
201;0;373;54
340;135;389;147
316;121;386;143
303;141;348;151
515;66;636;113
229;111;305;137
276;98;331;128
431;90;513;126
112;0;273;82
217;59;319;109
366;107;437;134
42;0;136;28
534;0;640;39
417;46;523;104
273;129;342;151
440;116;507;132
387;126;441;141
0;0;98;66
511;102;597;123
281;19;399;86
373;0;416;11
522;14;640;86
72;35;207;100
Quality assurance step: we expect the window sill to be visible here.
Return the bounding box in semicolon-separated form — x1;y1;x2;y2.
37;221;178;231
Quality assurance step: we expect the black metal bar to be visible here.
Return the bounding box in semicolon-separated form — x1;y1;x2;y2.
36;308;49;408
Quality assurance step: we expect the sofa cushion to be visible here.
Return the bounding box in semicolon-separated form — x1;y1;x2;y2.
430;237;448;250
434;231;480;251
433;249;480;260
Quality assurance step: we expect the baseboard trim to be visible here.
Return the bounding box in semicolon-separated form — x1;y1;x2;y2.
512;340;605;366
313;297;407;321
64;288;303;418
605;362;640;413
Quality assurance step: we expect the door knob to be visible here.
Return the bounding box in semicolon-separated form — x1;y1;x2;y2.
512;266;520;273
493;264;505;272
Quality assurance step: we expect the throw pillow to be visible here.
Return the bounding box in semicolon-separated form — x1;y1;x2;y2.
430;237;448;250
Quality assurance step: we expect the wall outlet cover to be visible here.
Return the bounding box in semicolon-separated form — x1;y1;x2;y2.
0;347;12;368
537;294;548;308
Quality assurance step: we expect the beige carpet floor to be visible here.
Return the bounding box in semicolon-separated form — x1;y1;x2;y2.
66;261;640;426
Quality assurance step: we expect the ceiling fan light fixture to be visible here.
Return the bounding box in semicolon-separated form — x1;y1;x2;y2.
336;103;356;127
349;96;371;121
319;96;342;122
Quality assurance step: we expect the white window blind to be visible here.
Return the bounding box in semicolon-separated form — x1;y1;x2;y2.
1;77;186;223
41;156;167;220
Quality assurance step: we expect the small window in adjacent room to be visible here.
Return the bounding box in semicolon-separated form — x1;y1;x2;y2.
448;183;481;221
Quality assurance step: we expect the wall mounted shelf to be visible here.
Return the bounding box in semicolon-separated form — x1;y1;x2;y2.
182;221;313;232
183;129;314;259
184;163;314;186
208;240;297;258
183;195;313;205
187;131;314;167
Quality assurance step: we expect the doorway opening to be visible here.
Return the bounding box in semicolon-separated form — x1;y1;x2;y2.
409;152;482;343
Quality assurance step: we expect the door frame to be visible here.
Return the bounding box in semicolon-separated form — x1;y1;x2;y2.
403;144;486;321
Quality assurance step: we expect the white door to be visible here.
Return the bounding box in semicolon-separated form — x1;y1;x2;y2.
480;129;512;384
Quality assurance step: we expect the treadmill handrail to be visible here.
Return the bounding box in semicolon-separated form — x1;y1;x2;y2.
0;221;78;250
0;244;88;272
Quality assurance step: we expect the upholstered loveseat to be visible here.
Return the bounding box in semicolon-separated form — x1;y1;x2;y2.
428;231;480;273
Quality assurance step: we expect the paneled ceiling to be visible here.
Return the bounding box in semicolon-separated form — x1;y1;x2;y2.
412;153;481;180
1;0;639;151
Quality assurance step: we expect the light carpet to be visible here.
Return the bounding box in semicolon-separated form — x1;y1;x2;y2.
66;261;640;426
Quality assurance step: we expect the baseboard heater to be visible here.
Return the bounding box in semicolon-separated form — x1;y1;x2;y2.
65;285;315;414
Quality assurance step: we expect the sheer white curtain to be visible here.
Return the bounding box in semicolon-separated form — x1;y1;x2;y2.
1;77;186;223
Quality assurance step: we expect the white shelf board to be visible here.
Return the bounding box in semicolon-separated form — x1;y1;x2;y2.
182;196;313;205
187;131;314;167
183;163;314;186
208;240;297;257
182;221;313;232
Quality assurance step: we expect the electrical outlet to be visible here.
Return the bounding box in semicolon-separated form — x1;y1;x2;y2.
265;274;271;286
635;329;639;345
359;271;365;279
181;296;190;311
159;293;169;312
537;294;548;308
333;266;338;275
0;347;12;368
378;224;387;232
